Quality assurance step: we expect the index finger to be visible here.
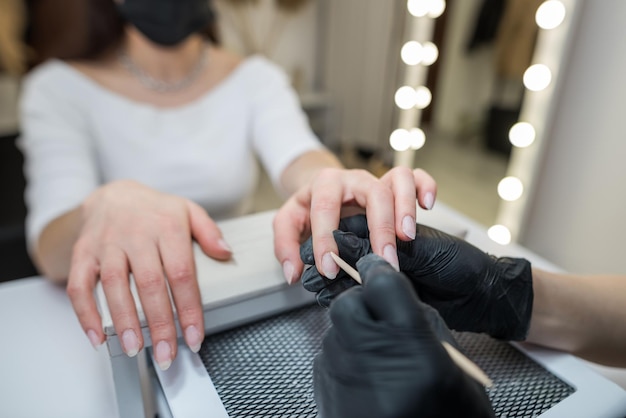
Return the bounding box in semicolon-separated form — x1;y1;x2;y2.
273;194;311;284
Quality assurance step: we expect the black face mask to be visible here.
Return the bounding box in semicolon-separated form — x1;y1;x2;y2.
117;0;214;47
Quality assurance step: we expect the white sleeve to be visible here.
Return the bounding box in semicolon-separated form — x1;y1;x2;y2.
248;59;325;191
17;65;100;251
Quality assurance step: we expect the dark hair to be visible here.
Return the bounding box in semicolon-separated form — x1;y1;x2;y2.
27;0;220;65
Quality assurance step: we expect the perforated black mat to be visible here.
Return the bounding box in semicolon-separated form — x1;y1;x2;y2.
199;304;575;417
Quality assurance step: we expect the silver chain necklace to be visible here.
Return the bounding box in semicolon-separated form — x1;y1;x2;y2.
119;45;208;93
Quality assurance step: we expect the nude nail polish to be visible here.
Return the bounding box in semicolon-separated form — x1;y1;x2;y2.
122;329;139;357
282;260;296;284
383;244;400;271
185;325;203;353
322;253;338;279
424;192;435;210
87;329;102;350
402;215;416;239
155;340;172;371
218;239;232;253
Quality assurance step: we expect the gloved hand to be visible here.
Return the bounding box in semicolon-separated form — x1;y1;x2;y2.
314;254;495;418
300;214;533;341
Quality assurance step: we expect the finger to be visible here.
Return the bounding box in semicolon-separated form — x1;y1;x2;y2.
309;169;344;280
273;196;311;284
187;200;231;261
316;278;358;308
158;230;204;354
358;183;398;271
357;254;425;329
128;245;177;371
333;230;372;267
328;286;370;339
99;245;143;357
300;230;370;269
301;261;355;298
66;247;105;349
413;168;437;211
382;166;418;241
301;264;328;293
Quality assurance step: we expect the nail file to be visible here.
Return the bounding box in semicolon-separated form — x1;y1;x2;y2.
329;251;493;388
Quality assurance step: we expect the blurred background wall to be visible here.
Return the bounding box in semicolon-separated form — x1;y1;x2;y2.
520;0;626;274
2;0;626;278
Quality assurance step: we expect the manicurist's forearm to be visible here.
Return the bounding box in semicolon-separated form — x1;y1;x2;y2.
527;268;626;367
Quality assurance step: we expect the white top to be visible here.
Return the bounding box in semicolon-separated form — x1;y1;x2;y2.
18;55;323;249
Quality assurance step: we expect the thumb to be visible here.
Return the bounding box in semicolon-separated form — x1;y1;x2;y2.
333;230;372;267
186;200;232;260
357;254;429;330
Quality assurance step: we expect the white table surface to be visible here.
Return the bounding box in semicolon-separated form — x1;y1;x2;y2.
2;202;625;418
0;277;119;418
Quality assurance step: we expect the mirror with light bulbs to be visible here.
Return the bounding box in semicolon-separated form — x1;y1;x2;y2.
212;0;576;241
389;0;576;244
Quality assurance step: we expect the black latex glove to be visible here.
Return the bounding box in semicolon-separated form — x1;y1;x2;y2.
300;214;533;341
300;216;370;307
314;254;495;418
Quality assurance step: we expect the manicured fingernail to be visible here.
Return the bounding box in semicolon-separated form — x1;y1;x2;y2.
424;192;435;210
155;340;172;371
185;325;203;353
282;260;296;284
218;239;232;253
87;329;102;350
402;215;416;239
321;252;338;279
122;329;139;357
383;244;400;271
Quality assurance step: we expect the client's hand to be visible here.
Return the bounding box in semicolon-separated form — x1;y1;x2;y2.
301;215;533;341
67;180;232;369
273;166;437;285
314;254;495;418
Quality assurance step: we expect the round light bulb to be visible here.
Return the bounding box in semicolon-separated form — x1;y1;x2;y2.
409;128;426;149
487;225;511;245
414;86;432;109
421;42;439;66
497;176;524;201
536;0;566;30
427;0;446;18
390;129;411;151
509;122;536;147
407;0;429;17
523;64;552;91
395;86;417;109
401;41;423;66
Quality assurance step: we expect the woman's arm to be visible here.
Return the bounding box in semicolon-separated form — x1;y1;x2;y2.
527;268;626;367
278;148;343;195
34;206;83;283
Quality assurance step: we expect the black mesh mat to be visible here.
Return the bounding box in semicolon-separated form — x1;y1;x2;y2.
199;304;575;417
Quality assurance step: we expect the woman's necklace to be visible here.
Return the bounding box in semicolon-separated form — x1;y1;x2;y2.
118;45;208;93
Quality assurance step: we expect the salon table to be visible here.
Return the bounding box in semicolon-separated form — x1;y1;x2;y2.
2;203;626;418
